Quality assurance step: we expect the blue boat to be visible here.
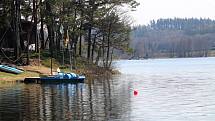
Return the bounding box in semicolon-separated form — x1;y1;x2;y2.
24;72;85;83
0;65;24;74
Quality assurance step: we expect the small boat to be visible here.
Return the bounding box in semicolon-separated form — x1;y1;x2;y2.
24;72;85;83
0;64;24;74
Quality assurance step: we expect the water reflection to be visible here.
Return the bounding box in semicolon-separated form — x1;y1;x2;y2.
1;57;215;121
0;77;131;121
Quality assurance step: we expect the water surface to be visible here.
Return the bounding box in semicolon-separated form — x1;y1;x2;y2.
1;57;215;121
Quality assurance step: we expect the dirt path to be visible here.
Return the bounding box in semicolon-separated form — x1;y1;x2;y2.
20;66;56;75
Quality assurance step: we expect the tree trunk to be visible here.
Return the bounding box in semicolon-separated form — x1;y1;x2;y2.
106;22;111;67
14;0;21;60
74;37;77;56
91;35;96;62
33;0;38;52
87;27;92;62
102;35;106;67
74;7;77;57
40;2;45;49
46;1;54;74
95;46;101;65
56;27;61;50
87;10;94;62
46;1;54;50
69;46;73;71
79;11;83;56
26;30;30;65
108;49;114;68
79;30;82;56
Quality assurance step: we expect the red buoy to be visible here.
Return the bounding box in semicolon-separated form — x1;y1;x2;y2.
134;90;138;96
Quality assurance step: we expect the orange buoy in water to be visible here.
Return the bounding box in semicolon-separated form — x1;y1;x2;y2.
134;90;138;96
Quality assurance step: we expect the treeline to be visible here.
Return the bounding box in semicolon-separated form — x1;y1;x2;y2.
0;0;139;68
131;18;215;58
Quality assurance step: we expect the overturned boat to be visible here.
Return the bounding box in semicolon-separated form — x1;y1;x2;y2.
0;64;24;74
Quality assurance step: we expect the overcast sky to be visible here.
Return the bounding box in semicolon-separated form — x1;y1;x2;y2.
130;0;215;25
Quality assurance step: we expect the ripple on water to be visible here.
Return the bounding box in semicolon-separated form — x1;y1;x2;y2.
1;57;215;121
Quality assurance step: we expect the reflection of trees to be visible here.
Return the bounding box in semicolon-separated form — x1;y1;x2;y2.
0;77;131;121
0;84;27;121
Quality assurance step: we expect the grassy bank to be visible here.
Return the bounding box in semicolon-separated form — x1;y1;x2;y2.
0;65;117;82
0;57;118;82
0;71;39;82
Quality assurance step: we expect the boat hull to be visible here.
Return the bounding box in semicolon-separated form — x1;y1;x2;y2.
0;65;23;74
24;76;85;84
39;78;85;84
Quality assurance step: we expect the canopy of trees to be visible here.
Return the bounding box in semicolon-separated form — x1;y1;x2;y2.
0;0;139;68
131;18;215;58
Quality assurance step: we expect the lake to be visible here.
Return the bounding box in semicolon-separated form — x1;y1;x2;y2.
1;57;215;121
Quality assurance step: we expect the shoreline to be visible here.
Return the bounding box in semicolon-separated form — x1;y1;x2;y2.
0;65;119;82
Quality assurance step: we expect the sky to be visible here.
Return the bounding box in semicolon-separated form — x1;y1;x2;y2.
130;0;215;25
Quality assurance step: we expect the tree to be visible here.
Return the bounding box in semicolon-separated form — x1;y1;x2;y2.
131;18;215;58
0;0;139;68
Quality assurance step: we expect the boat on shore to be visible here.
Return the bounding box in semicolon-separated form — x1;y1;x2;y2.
0;65;24;74
24;72;85;84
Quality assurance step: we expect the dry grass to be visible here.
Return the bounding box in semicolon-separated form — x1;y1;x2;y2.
0;71;39;82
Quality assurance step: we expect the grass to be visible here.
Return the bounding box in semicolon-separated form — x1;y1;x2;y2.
0;71;39;82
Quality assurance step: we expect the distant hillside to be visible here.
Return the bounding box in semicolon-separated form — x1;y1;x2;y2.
130;18;215;58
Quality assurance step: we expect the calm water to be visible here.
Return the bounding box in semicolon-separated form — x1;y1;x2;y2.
1;57;215;121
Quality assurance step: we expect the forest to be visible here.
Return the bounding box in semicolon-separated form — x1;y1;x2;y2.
131;18;215;58
0;0;139;69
